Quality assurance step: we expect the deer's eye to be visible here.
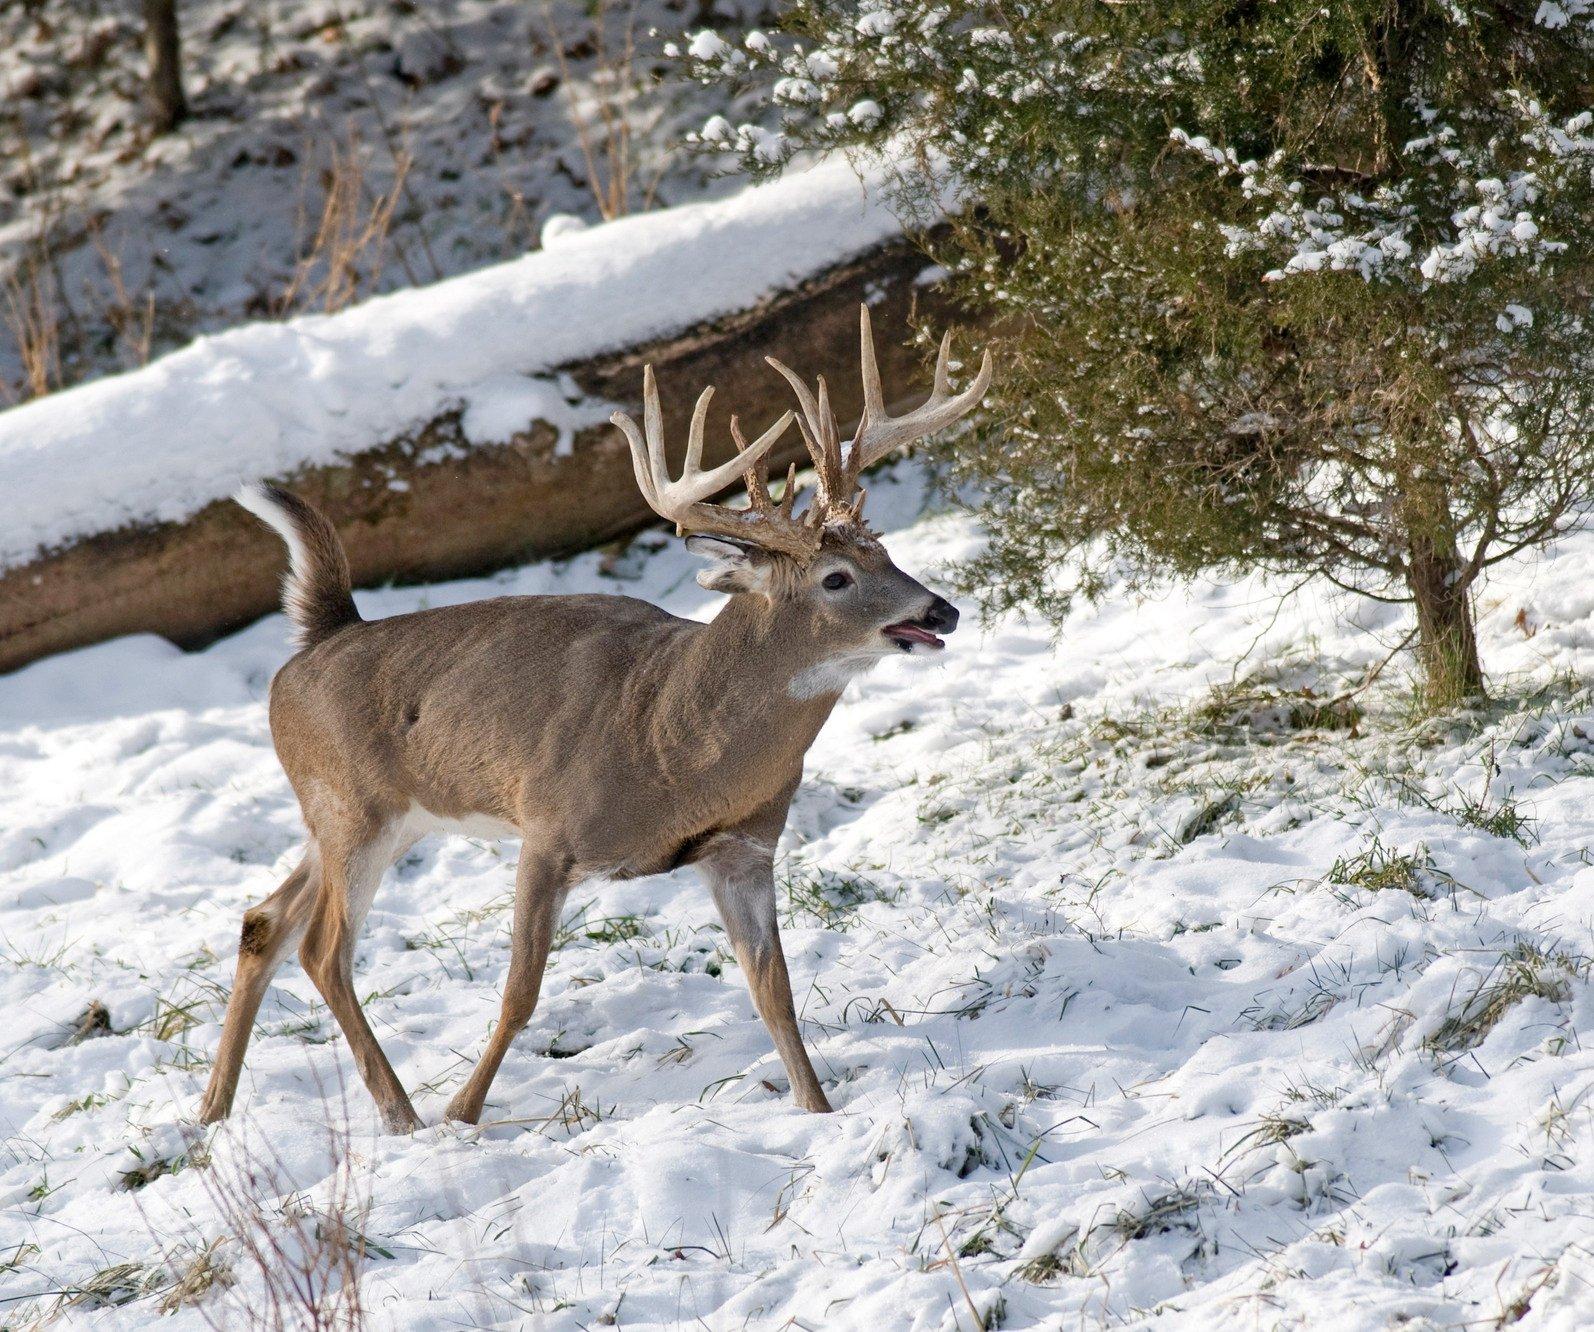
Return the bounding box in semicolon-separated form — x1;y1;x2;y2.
821;571;852;591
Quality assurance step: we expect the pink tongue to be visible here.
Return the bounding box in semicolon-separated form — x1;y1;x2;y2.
887;623;944;647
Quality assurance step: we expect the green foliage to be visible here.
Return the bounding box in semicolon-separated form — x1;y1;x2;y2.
1328;837;1431;896
780;865;895;927
681;1;1594;706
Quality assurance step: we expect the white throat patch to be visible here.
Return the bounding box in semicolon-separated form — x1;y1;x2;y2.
787;651;884;701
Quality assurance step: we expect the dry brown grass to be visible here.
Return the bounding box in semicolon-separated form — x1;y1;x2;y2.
278;130;411;317
187;1095;377;1331
158;1238;233;1315
544;0;665;221
89;219;156;368
2;250;62;402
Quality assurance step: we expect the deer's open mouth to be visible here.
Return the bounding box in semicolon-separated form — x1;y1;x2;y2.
883;622;946;653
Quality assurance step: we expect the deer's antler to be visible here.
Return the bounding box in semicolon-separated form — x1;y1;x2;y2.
767;304;993;521
611;365;820;558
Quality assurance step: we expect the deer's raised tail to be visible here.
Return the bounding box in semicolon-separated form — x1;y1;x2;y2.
235;482;360;649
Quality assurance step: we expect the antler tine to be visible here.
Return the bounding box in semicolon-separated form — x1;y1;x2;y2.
731;415;777;518
787;412;839;531
814;375;848;505
613;365;663;512
766;356;836;468
684;380;713;478
768;352;858;516
858;303;887;425
732;415;812;529
932;329;953;396
765;307;994;528
612;366;822;558
612;369;791;523
849;304;994;475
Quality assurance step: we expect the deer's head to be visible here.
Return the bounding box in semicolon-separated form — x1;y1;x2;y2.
612;308;991;695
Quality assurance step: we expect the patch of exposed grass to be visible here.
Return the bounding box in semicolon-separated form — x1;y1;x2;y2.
780;866;894;929
1328;837;1433;897
120;1140;209;1191
1426;942;1588;1056
0;935;73;971
1108;1182;1209;1243
404;919;478;980
871;718;917;741
1221;1109;1312;1162
635;926;727;977
49;1260;166;1313
132;980;223;1048
1017;1180;1213;1283
579;913;647;945
1014;1245;1086;1284
1377;772;1538;846
157;1239;231;1314
1278;1076;1346;1110
1452;789;1535;845
1190;673;1362;737
50;1091;112;1121
1243;986;1340;1032
550;901;654;951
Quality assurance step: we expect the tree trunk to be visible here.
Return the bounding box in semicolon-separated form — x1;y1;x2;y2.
1406;534;1486;710
142;0;187;135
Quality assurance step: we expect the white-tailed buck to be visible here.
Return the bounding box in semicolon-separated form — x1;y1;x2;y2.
200;308;991;1131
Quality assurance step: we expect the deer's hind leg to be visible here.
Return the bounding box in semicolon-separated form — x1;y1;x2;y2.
298;811;423;1133
200;853;319;1124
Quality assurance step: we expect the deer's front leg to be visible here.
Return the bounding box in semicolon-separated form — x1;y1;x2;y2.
446;841;571;1125
701;835;834;1114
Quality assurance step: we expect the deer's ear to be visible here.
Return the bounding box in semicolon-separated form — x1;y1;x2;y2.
685;535;774;595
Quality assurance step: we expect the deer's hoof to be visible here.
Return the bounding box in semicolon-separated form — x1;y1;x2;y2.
381;1105;425;1135
442;1094;481;1125
196;1096;230;1126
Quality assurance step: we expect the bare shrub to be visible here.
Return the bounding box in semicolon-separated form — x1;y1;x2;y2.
2;251;62;403
88;221;156;369
544;0;665;221
187;1096;377;1331
278;131;411;317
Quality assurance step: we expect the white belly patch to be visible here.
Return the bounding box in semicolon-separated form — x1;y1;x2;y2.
403;803;521;842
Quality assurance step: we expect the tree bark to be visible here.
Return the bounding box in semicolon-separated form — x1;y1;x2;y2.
1406;533;1486;710
142;0;187;135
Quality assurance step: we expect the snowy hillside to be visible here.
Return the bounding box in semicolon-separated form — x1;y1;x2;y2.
2;466;1592;1329
0;0;771;397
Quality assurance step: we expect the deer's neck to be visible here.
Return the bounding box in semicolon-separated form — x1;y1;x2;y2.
650;594;842;784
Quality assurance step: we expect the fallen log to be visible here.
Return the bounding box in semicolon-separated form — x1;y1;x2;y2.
0;235;964;674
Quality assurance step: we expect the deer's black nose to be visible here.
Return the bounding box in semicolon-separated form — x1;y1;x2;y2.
922;596;959;634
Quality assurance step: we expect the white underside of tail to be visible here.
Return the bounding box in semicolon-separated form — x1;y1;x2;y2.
234;482;317;643
234;483;309;572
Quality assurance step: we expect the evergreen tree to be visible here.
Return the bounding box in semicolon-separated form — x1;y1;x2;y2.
682;1;1594;706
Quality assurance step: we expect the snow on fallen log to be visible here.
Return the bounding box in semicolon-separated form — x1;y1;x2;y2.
0;158;968;674
0;156;901;571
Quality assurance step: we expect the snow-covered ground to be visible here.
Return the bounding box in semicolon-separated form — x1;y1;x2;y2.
2;467;1593;1329
0;0;770;397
